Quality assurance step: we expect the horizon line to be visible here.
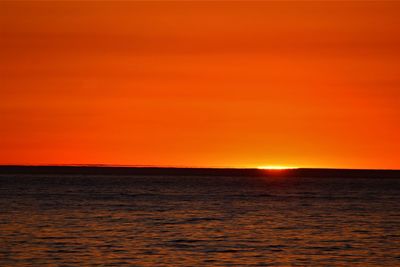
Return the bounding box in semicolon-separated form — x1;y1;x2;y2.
0;164;399;172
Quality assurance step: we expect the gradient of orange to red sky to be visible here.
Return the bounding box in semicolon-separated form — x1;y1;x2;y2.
1;2;399;169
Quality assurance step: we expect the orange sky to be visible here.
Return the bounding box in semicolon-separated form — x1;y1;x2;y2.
1;2;399;169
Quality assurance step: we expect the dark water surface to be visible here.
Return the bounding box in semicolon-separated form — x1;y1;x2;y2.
0;175;399;266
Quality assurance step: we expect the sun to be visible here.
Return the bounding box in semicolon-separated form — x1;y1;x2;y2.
257;166;298;170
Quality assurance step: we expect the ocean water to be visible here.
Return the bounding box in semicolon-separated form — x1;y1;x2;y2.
0;175;399;266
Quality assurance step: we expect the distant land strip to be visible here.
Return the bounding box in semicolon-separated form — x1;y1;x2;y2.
0;166;399;178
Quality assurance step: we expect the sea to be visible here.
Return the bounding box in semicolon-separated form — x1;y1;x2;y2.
0;174;399;266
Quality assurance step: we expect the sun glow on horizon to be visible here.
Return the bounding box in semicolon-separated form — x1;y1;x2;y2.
257;166;298;170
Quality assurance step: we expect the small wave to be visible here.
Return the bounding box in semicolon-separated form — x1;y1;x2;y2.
184;217;221;223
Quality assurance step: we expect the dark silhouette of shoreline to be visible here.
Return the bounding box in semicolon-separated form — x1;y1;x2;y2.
0;165;399;178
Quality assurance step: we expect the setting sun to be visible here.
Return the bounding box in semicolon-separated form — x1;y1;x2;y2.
257;166;298;170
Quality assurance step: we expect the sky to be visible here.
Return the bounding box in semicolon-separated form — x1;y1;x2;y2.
1;1;399;169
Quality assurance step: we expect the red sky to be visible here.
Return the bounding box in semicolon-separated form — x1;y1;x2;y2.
1;2;399;169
